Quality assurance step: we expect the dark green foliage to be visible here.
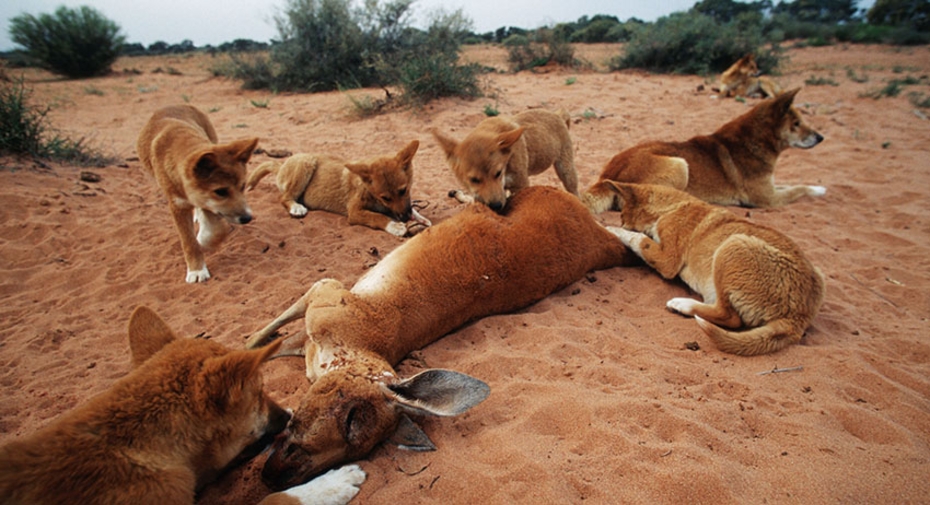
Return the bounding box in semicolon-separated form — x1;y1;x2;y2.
868;0;930;31
398;53;481;105
611;11;778;75
693;0;771;23
9;6;125;78
0;79;114;166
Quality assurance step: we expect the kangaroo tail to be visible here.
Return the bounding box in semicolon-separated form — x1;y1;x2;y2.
695;316;803;356
246;161;279;190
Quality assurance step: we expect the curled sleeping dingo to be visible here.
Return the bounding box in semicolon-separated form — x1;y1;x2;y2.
605;183;825;356
585;89;825;211
0;307;365;505
432;109;578;211
137;105;258;283
247;140;431;237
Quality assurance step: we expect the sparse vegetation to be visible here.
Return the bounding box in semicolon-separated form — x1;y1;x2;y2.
805;75;840;86
483;103;499;116
0;79;115;166
506;27;577;72
8;6;125;78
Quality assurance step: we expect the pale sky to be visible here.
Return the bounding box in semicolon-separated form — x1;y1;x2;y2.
1;0;875;52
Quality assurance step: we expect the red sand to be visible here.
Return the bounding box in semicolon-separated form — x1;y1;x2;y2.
1;44;929;503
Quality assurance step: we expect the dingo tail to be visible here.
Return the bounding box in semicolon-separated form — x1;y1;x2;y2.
246;161;279;190
695;316;802;356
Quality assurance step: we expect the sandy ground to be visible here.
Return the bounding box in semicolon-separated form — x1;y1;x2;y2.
1;43;929;503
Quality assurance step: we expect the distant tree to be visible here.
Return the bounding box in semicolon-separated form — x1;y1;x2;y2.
867;0;930;30
148;41;169;54
772;0;858;24
9;5;125;78
693;0;772;22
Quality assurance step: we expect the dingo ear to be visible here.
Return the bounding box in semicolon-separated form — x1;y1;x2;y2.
202;339;283;409
773;88;800;114
128;306;178;367
603;181;636;210
194;152;218;180
496;127;525;151
383;369;490;417
345;162;373;185
396;139;419;168
431;130;459;159
232;137;260;163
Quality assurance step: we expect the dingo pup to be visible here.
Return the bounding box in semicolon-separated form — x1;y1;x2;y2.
585;89;825;211
137;105;258;283
433;109;578;211
717;54;782;98
0;307;365;505
604;183;825;356
246;140;430;237
245;186;634;490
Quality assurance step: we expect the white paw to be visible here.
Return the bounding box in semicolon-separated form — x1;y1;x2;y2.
281;464;366;505
186;266;210;283
385;221;407;237
809;185;827;196
606;226;639;246
411;207;432;227
289;202;309;217
667;297;699;316
451;190;475;204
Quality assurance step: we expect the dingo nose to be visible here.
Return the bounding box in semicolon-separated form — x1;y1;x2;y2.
238;214;253;225
489;201;505;212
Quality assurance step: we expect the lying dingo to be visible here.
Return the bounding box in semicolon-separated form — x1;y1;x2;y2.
717;54;782;99
605;183;825;356
247;140;430;237
585;89;824;211
246;186;635;490
433;109;578;211
137;105;259;283
0;307;365;505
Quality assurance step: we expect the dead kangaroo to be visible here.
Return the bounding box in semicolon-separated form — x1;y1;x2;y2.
246;186;635;490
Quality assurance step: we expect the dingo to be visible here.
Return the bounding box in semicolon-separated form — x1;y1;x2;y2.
433;109;578;211
137;105;258;283
585;89;825;211
0;307;365;505
247;140;430;237
605;183;825;356
717;54;782;98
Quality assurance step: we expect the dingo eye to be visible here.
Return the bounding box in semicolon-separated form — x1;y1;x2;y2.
494;170;503;179
470;177;481;184
398;188;407;197
214;188;230;198
382;195;393;203
794;120;801;127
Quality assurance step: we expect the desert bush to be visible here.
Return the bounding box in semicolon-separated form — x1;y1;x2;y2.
0;79;113;165
9;6;125;78
506;28;576;72
611;11;778;75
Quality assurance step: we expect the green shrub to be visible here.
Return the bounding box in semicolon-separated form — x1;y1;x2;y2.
399;53;481;105
0;79;114;165
9;6;125;78
506;28;576;72
611;11;778;75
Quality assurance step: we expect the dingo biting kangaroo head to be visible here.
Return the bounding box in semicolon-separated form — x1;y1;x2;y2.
245;186;634;490
585;89;824;212
0;306;366;505
247;140;430;237
137;105;258;283
605;183;825;356
432;109;578;211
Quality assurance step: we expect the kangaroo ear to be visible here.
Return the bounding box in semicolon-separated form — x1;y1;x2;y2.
496;127;525;151
431;129;459;159
384;369;490;417
128;307;178;367
388;413;437;452
396;139;419;167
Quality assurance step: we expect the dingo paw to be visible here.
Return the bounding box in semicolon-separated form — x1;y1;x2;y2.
186;266;211;283
289;202;309;217
666;297;699;316
386;221;407;237
808;185;827;196
280;464;366;505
